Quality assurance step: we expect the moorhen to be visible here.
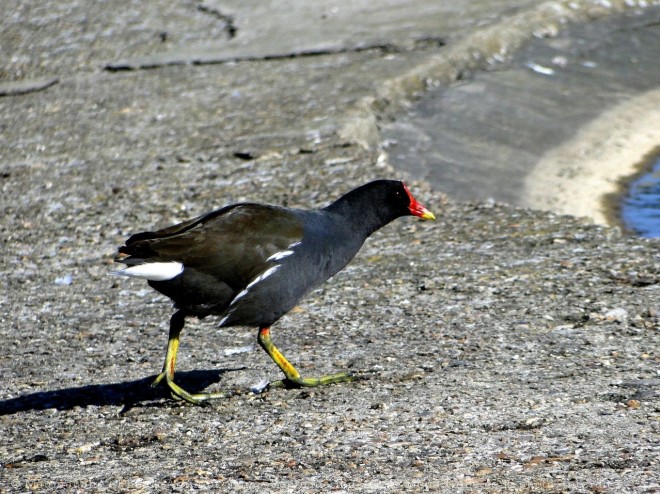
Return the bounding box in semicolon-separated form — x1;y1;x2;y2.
115;180;435;404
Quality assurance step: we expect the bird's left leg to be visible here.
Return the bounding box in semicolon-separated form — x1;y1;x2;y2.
151;310;186;389
152;310;231;405
257;326;354;389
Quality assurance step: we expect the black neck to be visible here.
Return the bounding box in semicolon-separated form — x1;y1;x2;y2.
323;182;404;237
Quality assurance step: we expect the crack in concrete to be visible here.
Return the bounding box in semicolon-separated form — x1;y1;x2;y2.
103;37;445;72
0;77;59;97
197;2;237;39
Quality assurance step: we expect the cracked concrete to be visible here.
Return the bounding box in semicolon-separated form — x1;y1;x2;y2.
104;37;447;72
197;2;238;39
0;77;59;96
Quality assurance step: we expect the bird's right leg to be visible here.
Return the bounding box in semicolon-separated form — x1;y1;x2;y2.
257;326;354;389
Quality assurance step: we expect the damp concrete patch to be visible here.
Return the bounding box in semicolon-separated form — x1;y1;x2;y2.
383;5;660;226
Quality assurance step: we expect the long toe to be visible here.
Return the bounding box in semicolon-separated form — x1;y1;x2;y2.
267;371;355;390
151;371;168;388
164;376;234;405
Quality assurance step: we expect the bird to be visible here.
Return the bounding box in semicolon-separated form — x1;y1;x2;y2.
114;180;435;404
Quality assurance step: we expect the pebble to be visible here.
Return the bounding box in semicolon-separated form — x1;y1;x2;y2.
54;274;73;285
604;308;628;322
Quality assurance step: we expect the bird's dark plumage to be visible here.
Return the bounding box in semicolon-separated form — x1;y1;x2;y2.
115;179;435;404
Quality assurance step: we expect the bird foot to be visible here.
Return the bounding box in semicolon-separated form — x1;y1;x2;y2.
266;371;357;390
151;371;232;405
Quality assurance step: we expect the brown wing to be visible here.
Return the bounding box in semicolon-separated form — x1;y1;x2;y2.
118;204;304;290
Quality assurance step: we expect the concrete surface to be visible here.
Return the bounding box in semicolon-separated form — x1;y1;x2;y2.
1;1;658;493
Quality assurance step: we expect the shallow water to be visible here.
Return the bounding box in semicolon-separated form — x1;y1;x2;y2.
621;156;660;238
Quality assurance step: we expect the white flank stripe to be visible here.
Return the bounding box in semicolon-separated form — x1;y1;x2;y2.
228;264;281;307
266;250;294;262
230;288;250;304
115;262;184;281
246;265;280;289
266;240;301;262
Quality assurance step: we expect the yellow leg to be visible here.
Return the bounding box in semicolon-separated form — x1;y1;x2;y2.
151;310;231;405
257;326;354;389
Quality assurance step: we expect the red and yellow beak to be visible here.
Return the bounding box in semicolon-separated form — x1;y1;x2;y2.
404;183;436;220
